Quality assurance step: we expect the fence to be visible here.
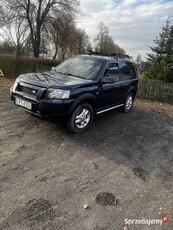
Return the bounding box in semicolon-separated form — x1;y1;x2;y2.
0;55;61;78
137;79;173;104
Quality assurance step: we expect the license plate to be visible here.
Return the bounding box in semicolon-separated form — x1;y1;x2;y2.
15;98;32;110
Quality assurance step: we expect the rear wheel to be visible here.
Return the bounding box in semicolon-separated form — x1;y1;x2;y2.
122;93;134;113
66;103;94;133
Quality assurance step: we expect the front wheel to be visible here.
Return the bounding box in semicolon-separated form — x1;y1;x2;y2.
66;103;94;133
122;93;134;113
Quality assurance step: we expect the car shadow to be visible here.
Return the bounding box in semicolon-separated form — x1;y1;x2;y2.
51;106;173;183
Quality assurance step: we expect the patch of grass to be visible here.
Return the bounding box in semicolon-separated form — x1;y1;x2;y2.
134;99;173;117
0;77;15;88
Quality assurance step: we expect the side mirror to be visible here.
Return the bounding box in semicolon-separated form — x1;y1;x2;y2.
108;66;119;71
101;78;114;84
104;66;119;76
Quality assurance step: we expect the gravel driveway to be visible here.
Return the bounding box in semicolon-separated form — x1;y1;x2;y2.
0;88;173;230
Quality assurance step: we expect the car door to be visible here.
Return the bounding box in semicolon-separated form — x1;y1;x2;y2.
96;62;124;110
118;58;138;103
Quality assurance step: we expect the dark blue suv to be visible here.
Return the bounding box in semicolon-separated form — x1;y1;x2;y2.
10;54;138;133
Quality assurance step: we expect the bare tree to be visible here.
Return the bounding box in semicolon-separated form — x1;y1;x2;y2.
0;6;3;27
0;7;30;56
94;22;125;54
75;28;90;54
2;0;79;58
49;16;90;60
1;20;29;56
49;14;76;60
94;22;109;52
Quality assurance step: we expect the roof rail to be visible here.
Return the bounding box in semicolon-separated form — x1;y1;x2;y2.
88;51;131;59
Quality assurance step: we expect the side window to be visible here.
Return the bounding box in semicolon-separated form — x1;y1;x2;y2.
104;63;120;82
119;60;137;81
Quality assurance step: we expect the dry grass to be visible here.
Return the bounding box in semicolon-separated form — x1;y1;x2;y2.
0;77;15;88
134;99;173;118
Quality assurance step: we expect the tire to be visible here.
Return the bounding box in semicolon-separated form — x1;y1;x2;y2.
66;103;94;133
122;93;134;113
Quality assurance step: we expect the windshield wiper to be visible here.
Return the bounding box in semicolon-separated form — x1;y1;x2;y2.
55;71;64;74
66;73;86;79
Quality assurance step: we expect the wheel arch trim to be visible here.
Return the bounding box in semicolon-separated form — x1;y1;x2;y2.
69;93;97;114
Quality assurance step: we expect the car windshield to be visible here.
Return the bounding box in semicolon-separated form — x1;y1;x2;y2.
53;56;103;80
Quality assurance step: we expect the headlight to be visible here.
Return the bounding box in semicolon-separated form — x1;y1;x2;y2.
47;89;70;99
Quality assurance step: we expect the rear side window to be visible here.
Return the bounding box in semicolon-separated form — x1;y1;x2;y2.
119;59;137;80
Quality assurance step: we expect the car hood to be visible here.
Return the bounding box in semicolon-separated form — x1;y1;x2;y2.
17;71;91;88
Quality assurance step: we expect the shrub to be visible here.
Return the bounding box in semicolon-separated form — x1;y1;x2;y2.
143;59;173;83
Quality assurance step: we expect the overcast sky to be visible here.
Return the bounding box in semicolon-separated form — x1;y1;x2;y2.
77;0;173;59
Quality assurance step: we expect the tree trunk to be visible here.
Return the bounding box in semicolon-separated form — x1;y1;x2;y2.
53;47;58;60
32;32;41;58
33;41;40;58
62;47;66;61
33;48;40;58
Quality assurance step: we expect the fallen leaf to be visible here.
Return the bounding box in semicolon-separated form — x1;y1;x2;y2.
83;203;89;209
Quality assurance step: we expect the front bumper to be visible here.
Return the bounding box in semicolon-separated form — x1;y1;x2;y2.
39;98;75;115
10;87;75;117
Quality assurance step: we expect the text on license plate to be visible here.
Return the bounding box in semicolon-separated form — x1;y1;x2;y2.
15;98;32;110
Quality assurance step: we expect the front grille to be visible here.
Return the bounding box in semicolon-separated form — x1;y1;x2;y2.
17;85;38;96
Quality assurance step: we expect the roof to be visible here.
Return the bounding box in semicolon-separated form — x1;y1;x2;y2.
80;52;132;61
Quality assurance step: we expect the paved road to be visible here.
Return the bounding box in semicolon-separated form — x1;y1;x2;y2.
0;89;173;230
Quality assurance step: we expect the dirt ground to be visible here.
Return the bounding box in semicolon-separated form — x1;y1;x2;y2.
0;85;173;230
